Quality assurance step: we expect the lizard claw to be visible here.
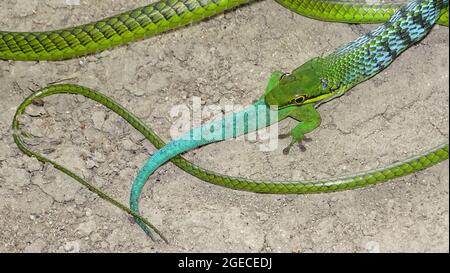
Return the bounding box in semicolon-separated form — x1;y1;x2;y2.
298;142;307;152
282;144;292;155
281;135;311;154
282;140;308;154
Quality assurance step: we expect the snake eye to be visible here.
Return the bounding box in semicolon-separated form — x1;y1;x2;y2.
292;95;306;105
321;79;329;89
280;72;290;79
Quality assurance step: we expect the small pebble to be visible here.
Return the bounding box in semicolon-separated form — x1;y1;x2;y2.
86;159;97;169
85;208;92;217
23;239;46;253
77;220;97;236
64;241;80;253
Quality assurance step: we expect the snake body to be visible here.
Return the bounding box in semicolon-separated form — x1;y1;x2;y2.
1;0;448;61
4;0;449;241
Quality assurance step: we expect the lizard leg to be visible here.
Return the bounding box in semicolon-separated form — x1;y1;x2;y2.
282;104;321;155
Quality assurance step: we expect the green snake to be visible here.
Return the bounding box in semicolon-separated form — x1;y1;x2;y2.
3;0;448;242
1;0;448;61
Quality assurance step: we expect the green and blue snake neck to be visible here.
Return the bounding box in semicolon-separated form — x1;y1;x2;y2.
5;0;449;242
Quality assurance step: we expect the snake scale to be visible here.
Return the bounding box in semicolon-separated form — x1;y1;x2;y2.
2;0;448;242
1;0;448;60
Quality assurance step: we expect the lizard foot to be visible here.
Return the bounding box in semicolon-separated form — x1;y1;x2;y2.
282;137;312;155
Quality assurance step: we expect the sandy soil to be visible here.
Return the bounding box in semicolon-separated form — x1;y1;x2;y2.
0;0;448;253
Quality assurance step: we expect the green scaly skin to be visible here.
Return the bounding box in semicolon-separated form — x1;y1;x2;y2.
8;0;450;241
277;0;448;25
1;0;448;61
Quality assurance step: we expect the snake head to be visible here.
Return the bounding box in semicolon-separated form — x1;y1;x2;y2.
264;58;333;108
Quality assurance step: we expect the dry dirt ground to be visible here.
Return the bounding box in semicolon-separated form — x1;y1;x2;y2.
0;0;448;253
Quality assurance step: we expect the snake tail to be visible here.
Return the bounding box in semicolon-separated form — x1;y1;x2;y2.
12;85;169;243
12;81;448;239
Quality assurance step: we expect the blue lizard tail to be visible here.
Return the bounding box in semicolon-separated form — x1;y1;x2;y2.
130;99;280;236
